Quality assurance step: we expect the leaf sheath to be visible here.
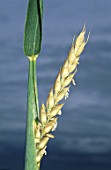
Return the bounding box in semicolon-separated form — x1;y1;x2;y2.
24;0;43;56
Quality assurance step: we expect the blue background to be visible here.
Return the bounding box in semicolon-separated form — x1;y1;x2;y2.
0;0;111;170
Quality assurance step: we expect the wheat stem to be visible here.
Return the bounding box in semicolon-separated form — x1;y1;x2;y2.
25;57;39;170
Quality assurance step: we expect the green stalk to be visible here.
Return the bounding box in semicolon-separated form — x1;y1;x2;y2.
33;58;39;118
25;56;39;170
24;0;43;169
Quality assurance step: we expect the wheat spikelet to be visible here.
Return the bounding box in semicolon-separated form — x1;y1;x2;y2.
34;25;89;165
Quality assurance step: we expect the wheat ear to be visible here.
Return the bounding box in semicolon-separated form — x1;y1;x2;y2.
34;25;89;166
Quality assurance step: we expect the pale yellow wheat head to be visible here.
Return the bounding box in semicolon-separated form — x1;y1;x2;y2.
34;25;89;166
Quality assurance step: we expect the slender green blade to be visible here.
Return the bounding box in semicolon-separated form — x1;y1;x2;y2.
24;0;43;56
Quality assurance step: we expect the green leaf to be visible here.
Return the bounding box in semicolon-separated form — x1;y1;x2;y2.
24;0;43;56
